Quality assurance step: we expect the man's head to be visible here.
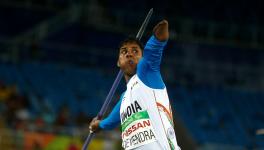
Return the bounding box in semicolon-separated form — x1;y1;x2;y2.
117;37;144;77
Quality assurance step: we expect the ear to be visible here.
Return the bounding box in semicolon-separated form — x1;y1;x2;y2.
117;60;120;67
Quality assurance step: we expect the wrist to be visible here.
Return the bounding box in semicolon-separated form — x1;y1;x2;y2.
151;35;168;45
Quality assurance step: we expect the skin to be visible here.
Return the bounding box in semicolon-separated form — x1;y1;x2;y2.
89;19;169;132
117;42;143;82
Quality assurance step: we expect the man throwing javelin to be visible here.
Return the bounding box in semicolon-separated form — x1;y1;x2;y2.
89;20;181;150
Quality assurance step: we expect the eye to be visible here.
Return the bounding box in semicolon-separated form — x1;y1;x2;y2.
132;48;138;53
120;49;127;55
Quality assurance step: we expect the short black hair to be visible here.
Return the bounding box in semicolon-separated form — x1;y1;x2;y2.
118;37;144;51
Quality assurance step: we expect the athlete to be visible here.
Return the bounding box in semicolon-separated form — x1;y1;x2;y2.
89;20;180;150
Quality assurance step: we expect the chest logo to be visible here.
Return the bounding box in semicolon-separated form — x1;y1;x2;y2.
121;100;142;122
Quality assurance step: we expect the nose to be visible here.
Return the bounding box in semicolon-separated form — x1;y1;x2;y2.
125;50;133;58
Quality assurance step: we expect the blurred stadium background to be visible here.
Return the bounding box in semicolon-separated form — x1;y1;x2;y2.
0;0;263;149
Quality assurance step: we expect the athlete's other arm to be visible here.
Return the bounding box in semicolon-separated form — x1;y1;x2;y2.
89;97;122;132
137;20;169;89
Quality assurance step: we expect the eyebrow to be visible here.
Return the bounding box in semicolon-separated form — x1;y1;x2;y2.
131;46;139;49
121;46;138;49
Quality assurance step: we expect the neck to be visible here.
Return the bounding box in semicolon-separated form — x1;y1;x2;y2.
124;74;133;83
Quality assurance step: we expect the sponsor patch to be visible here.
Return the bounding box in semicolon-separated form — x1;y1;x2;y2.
121;111;157;150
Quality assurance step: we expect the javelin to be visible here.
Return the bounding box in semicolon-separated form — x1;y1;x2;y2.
81;8;153;150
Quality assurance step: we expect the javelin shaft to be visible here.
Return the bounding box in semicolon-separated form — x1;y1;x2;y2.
136;8;153;40
82;8;153;150
98;70;124;118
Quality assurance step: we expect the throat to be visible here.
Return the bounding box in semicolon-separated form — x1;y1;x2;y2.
124;74;134;83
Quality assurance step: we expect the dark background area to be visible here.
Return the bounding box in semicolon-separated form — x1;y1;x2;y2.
0;0;263;149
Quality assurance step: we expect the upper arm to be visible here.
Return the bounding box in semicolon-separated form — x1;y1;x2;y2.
137;35;167;89
143;35;167;71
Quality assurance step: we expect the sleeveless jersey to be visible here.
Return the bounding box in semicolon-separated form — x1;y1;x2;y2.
120;75;180;150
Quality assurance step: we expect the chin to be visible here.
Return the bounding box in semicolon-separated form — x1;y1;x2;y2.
125;70;136;77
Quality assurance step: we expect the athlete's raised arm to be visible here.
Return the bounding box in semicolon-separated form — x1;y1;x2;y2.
137;20;169;89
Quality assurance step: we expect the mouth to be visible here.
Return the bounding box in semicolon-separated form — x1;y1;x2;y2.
128;60;134;65
126;59;135;65
125;59;136;70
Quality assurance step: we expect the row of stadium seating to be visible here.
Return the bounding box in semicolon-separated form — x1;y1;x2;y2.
0;62;121;116
169;85;264;147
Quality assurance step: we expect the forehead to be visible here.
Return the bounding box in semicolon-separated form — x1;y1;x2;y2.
120;42;141;49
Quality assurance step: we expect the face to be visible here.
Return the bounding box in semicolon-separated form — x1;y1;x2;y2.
118;42;142;77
